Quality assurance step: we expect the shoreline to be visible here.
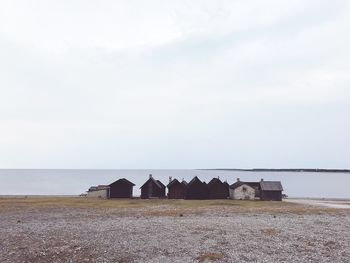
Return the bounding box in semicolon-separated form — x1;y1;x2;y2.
1;195;350;204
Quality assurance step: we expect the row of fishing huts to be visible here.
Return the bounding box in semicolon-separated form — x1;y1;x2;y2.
87;174;283;201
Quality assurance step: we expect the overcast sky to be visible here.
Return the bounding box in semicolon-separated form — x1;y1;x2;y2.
0;0;349;169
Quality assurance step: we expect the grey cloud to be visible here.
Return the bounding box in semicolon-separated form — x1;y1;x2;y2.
0;1;349;168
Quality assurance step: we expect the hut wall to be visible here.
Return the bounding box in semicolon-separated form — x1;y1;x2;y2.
141;181;165;199
185;181;209;200
261;191;282;201
208;181;228;199
230;184;255;200
109;181;133;198
87;189;109;199
168;184;186;199
223;184;230;198
141;181;152;199
156;185;166;198
247;183;261;199
140;186;148;199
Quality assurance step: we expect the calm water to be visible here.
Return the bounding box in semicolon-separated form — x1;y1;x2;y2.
0;169;349;198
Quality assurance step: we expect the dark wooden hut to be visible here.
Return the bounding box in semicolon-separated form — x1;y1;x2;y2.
260;180;283;201
185;176;209;200
167;178;187;199
109;178;135;198
140;174;166;199
207;177;229;199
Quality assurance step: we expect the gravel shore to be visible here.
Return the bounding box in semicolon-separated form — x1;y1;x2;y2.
0;199;349;263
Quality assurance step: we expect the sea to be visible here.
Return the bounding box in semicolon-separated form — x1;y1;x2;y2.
0;169;349;198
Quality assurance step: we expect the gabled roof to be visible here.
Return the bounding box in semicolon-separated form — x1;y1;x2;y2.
229;181;257;190
229;182;240;189
157;180;166;189
88;185;110;192
97;185;109;188
188;176;202;186
260;181;283;191
208;177;223;186
230;181;260;189
140;176;164;189
181;180;188;186
88;186;98;192
245;182;260;189
167;178;181;188
109;178;135;187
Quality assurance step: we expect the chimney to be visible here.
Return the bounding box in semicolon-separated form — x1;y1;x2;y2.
149;174;152;179
237;178;240;182
169;176;172;183
261;178;264;182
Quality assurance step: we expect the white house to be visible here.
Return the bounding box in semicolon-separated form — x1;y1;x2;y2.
86;185;110;198
229;179;256;200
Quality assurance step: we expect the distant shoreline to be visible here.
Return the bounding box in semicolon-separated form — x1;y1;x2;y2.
204;168;350;173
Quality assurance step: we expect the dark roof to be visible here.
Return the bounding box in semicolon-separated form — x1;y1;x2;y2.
167;178;180;188
88;185;110;192
140;176;164;189
229;181;257;190
157;180;166;189
260;181;283;191
88;186;98;192
208;177;223;186
188;176;201;185
109;178;135;187
181;180;188;186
